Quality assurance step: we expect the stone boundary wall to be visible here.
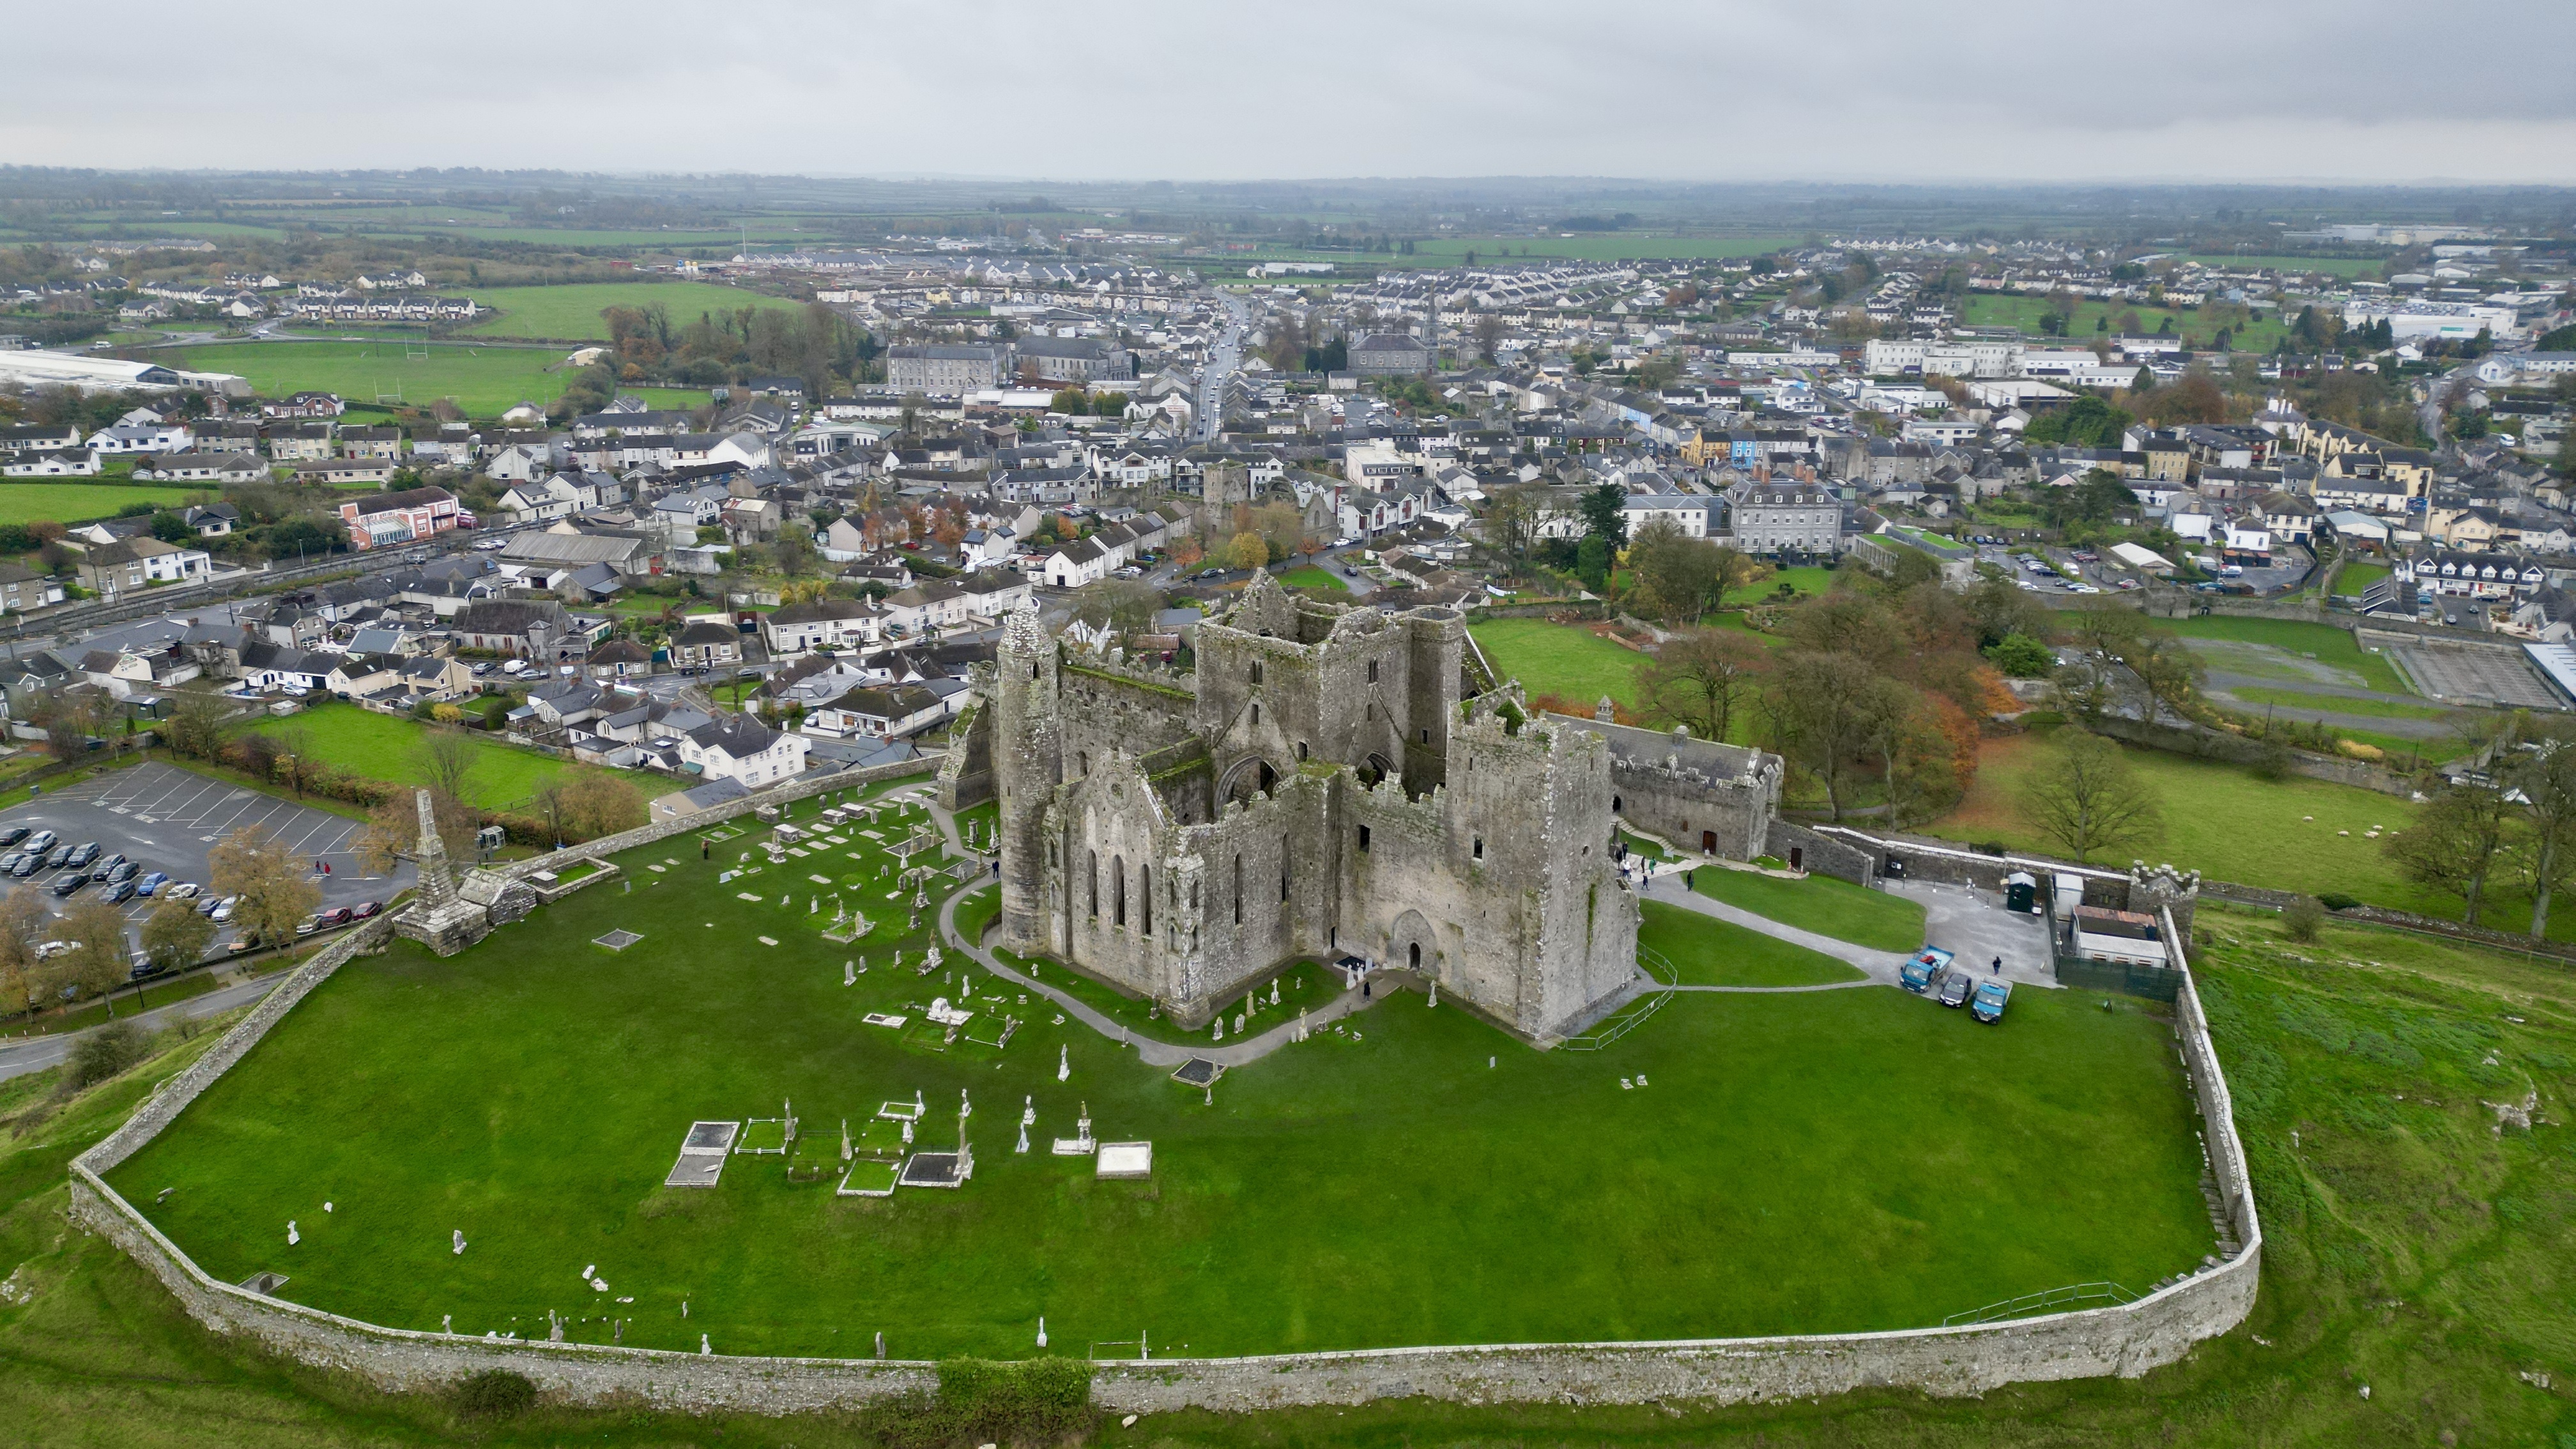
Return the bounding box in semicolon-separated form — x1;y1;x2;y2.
2082;714;2414;797
63;762;2264;1418
1763;820;1875;887
1813;824;2129;898
2197;881;2576;965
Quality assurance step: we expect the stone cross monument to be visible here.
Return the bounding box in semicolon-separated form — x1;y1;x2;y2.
394;788;497;956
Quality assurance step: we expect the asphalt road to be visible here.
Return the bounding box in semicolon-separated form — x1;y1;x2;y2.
0;971;284;1084
1197;290;1248;442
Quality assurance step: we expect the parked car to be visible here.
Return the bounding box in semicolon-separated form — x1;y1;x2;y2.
195;893;224;917
50;871;92;896
10;854;38;878
164;881;200;900
0;826;28;849
351;900;383;919
63;842;99;869
0;853;22;876
209;896;240;923
316;905;353;928
471;661;494;675
43;845;72;870
22;830;56;855
1972;979;2013;1024
97;879;136;904
1938;970;1976;1008
95;852;126;876
105;860;139;885
136;871;169;896
1899;947;1955;994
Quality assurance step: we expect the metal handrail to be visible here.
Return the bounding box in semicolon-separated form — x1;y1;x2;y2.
1941;1280;2138;1327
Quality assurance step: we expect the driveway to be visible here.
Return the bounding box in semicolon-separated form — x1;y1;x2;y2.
0;971;286;1084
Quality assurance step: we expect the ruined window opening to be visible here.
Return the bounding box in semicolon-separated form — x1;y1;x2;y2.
1140;864;1151;936
1280;859;1289;903
1358;825;1371;853
1079;751;1089;775
1251;702;1260;726
1473;836;1483;860
1296;741;1308;761
1365;702;1374;721
1030;663;1039;680
1409;942;1421;970
1232;855;1242;924
1087;850;1098;917
1112;855;1126;927
1613;795;1622;813
1367;659;1378;683
1420;728;1430;744
1249;659;1263;685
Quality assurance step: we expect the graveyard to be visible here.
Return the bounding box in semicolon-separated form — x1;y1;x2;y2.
104;773;2218;1363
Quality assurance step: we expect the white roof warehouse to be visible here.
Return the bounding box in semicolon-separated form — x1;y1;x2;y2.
0;348;250;397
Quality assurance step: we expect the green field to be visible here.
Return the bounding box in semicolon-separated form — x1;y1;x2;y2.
1728;564;1837;606
161;340;571;417
2336;561;2391;595
243;702;562;811
1469;618;1648;711
1963;295;2287;353
1270;565;1348;592
458;282;811;341
8;893;2572;1445
109;790;2211;1361
2187;252;2384;278
1411;235;1795;264
0;483;204;527
1637;901;1866;987
2075;611;2415;697
1690;868;1926;953
2223;685;2456;722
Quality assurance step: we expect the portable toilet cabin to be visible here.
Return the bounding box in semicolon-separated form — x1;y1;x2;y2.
2004;870;2038;914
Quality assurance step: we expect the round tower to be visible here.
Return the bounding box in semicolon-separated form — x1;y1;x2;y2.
993;610;1061;952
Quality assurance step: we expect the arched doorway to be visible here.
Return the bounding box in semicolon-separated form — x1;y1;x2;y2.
1387;908;1437;985
1218;755;1281;806
1358;752;1395;789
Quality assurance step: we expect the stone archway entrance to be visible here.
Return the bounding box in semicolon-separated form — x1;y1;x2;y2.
1218;755;1282;806
1386;908;1438;985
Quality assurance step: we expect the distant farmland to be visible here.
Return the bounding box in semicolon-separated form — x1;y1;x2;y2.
457;282;811;341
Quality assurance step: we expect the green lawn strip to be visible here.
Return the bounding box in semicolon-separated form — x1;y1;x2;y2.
2222;684;2457;722
1;969;228;1040
1689;868;1926;953
0;483;206;528
1468;618;1645;711
1959;295;2287;353
2154;614;2412;695
107;821;2210;1360
1638;901;1866;987
161;340;571;417
241;702;562;812
457;282;809;341
1270;565;1347;592
1724;564;1836;606
2335;562;2391;595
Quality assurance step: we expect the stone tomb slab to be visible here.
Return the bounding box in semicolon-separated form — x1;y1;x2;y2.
1094;1142;1153;1179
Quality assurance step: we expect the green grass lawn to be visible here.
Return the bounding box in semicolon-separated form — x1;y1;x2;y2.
2103;613;2415;697
2336;561;2391;595
10;898;2572;1445
1270;565;1347;592
1690;868;1927;953
0;483;204;527
1724;564;1836;607
1961;295;2287;353
109;807;2212;1361
242;702;562;811
457;283;811;341
1468;618;1648;711
1637;901;1866;986
161;340;570;417
1411;234;1794;264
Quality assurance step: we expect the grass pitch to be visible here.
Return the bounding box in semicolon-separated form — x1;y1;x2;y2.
161;340;570;417
242;701;562;811
1689;868;1926;953
110;776;2211;1361
0;483;206;528
457;283;811;341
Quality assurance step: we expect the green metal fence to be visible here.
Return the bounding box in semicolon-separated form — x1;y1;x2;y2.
2054;954;2181;1001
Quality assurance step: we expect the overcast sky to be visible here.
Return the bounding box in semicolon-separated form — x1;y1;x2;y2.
8;1;2571;185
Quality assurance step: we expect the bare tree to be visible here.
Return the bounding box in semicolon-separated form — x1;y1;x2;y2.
1763;652;1902;821
560;770;647;840
2021;731;2165;864
2510;727;2576;938
0;888;46;1017
210;824;322;951
353;791;478;875
162;691;233;762
1639;628;1772;744
416;728;479;806
57;899;132;1016
2384;782;2515;927
141;898;217;977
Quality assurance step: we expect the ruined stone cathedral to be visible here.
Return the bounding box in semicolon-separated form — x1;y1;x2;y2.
941;572;1785;1043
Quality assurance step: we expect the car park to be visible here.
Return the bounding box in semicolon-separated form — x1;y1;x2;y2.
136;871;169;896
98;879;136;904
105;859;139;884
50;870;92;896
65;842;99;869
95;852;125;875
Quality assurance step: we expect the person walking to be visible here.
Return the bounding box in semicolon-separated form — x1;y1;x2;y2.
1991;954;2002;974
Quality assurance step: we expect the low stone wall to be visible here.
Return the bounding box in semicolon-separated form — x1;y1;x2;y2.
63;758;2264;1418
1763;820;1874;886
2083;714;2414;797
